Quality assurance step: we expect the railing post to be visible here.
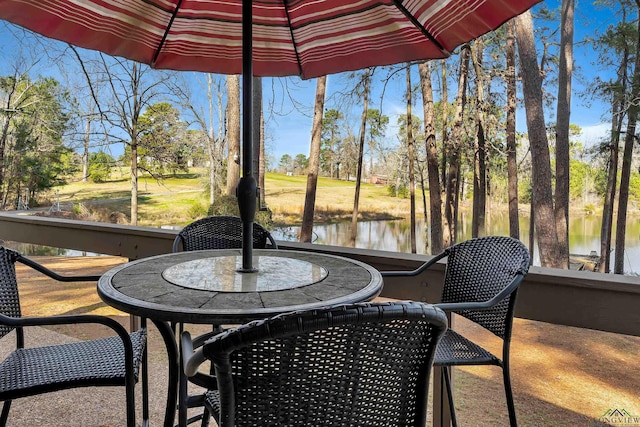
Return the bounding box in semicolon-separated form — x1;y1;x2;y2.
129;315;140;332
125;257;142;332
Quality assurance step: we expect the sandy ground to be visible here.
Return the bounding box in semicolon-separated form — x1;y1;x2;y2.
1;256;639;426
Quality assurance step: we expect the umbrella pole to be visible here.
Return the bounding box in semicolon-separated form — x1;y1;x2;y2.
237;0;257;272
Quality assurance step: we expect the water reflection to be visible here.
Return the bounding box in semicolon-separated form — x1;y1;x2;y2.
7;214;640;274
273;214;640;275
2;241;69;256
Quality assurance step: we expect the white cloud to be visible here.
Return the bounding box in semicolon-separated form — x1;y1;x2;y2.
579;122;610;147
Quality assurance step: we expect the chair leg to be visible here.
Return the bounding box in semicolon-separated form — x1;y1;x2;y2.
178;322;190;427
142;335;150;427
126;379;136;427
503;367;518;427
200;407;211;427
198;328;218;427
1;401;11;427
442;366;458;427
125;348;137;427
442;367;458;427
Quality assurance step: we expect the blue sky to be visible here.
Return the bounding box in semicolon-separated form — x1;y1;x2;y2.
258;0;620;161
0;1;623;162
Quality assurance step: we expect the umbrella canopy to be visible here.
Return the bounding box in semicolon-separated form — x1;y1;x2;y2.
0;0;539;79
0;0;540;271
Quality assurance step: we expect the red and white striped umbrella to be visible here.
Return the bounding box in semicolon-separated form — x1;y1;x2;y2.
0;0;539;79
0;0;540;271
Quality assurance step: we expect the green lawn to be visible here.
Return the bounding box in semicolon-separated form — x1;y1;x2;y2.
47;170;415;226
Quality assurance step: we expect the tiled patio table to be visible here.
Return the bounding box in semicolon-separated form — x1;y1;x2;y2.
97;248;383;427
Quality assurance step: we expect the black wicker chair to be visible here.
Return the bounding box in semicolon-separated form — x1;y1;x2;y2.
0;247;148;427
381;236;530;427
172;215;277;252
182;301;448;427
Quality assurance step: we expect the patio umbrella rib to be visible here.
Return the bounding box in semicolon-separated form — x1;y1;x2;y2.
391;0;450;57
152;0;185;68
282;1;303;77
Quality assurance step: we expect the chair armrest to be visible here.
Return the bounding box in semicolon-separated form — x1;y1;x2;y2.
172;235;183;252
1;311;129;332
380;251;446;277
182;331;209;378
181;331;195;370
182;330;223;388
267;233;278;249
16;254;101;282
434;274;524;312
0;312;136;354
192;329;221;348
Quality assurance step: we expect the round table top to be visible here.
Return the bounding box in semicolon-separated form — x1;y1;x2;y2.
98;249;383;324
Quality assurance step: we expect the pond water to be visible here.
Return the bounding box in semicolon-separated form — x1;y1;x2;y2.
272;212;640;275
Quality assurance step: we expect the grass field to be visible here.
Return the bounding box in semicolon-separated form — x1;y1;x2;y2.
45;169;418;227
264;173;415;224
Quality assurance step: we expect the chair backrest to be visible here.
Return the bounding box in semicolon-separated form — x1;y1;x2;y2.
172;215;277;252
201;301;447;427
440;236;530;338
0;247;22;339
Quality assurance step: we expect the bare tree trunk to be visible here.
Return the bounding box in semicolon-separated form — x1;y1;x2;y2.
506;20;520;241
206;74;216;206
419;166;428;244
454;166;461;238
419;62;443;254
406;64;417;253
0;74;21;206
445;45;470;244
350;68;371;245
599;12;629;271
330;140;335;179
130;139;138;226
216;86;226;199
259;96;266;208
226;74;240;196
614;4;640;273
440;61;451;247
600;109;622;273
599;49;626;273
615;121;637;274
300;76;327;243
515;10;562;268
529;199;535;262
82;100;95;182
0;115;10;203
471;40;487;238
613;4;640;274
129;62;139;226
252;77;262;202
554;0;574;269
82;110;92;182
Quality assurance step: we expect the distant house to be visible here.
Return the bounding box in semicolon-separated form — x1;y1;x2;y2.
369;174;389;185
